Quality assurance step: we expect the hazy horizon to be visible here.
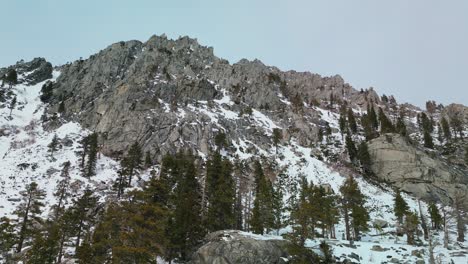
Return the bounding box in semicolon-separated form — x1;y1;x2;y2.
1;0;467;107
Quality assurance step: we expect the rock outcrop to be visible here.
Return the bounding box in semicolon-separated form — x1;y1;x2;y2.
0;57;53;85
44;35;376;158
368;133;468;204
190;230;289;264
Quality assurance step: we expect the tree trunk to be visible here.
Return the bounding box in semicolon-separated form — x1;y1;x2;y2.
344;205;351;241
16;194;32;253
418;200;429;240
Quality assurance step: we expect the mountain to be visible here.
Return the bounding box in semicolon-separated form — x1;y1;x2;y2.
0;34;467;263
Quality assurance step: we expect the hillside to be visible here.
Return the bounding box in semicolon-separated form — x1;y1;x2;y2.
0;35;467;264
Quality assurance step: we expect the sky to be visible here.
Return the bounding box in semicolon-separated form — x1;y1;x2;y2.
1;0;467;107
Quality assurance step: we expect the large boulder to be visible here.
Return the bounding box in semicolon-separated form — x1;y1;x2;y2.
190;230;289;264
368;133;468;204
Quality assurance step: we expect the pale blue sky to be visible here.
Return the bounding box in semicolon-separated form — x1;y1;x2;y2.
1;0;467;106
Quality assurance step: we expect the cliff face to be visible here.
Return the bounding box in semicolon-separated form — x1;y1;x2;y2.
45;35;376;158
368;133;468;203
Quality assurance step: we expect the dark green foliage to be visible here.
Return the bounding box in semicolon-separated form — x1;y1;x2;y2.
272;172;287;234
423;130;434;149
340;177;369;241
394;191;409;224
396;116;407;136
26;221;61;264
339;115;346;135
14;182;46;253
250;161;275;235
450;114;465;139
205;152;236;232
428;203;442;230
214;132;228;150
40;82;54;102
345;133;358;164
47;134;60;157
357;141;373;177
441;117;451;141
52;161;71;219
5;69;17;89
420;113;433;133
121;141;143;186
368;104;379;130
85;133;98;177
0;217;15;258
167;155;204;261
378;108;394;133
69;189;99;251
272;128;282;153
144;150;153;168
403;211;419;245
361;114;377;141
347;109;357;134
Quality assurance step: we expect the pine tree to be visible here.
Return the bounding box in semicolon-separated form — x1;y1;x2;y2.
5;69;17;89
272;128;282;153
403;211;420;245
441;117;451;141
396;115;407;136
8;95;16;118
144;150;153;168
394;191;409;224
214;132;228;150
345;133;358;164
205;152;236;232
357;141;373;177
52;161;71;219
0;217;15;259
14;182;46;253
40;82;54;103
368;104;379;130
85;133;98;177
361;114;376;141
347;108;357;134
70;189;99;250
420;112;433;133
122;141;143;186
289;177;312;246
340;177;369;241
47;134;60;157
378;108;394;133
79;136;89;170
437;123;444;143
428;203;442;230
250;161;275;235
423;130;434;149
26;220;61;264
272;172;287;234
167;155;204;261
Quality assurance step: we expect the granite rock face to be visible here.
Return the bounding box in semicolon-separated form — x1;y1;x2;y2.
44;35;374;158
190;230;289;264
368;133;468;204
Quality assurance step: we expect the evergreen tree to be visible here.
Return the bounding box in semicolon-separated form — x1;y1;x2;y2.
79;136;89;170
144;150;153;168
47;134;60;157
5;69;17;89
403;211;420;245
378;108;394;133
394;191;409;224
289;177;312;246
70;189;99;251
14;182;46;253
250;161;275;235
272;172;287;234
420;112;433;133
205;152;236;232
52;161;71;219
423;130;434;149
396;115;407;136
214;132;228;150
272;128;282;153
0;217;15;260
441;117;451;141
428;203;442;230
361;114;376;141
26;220;61;264
347;108;357;134
437;123;444;143
85;133;98;177
122;141;143;186
345;133;358;164
8;96;17;119
357;141;373;177
339;113;347;136
167;155;204;261
340;177;369;241
368;104;379;130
